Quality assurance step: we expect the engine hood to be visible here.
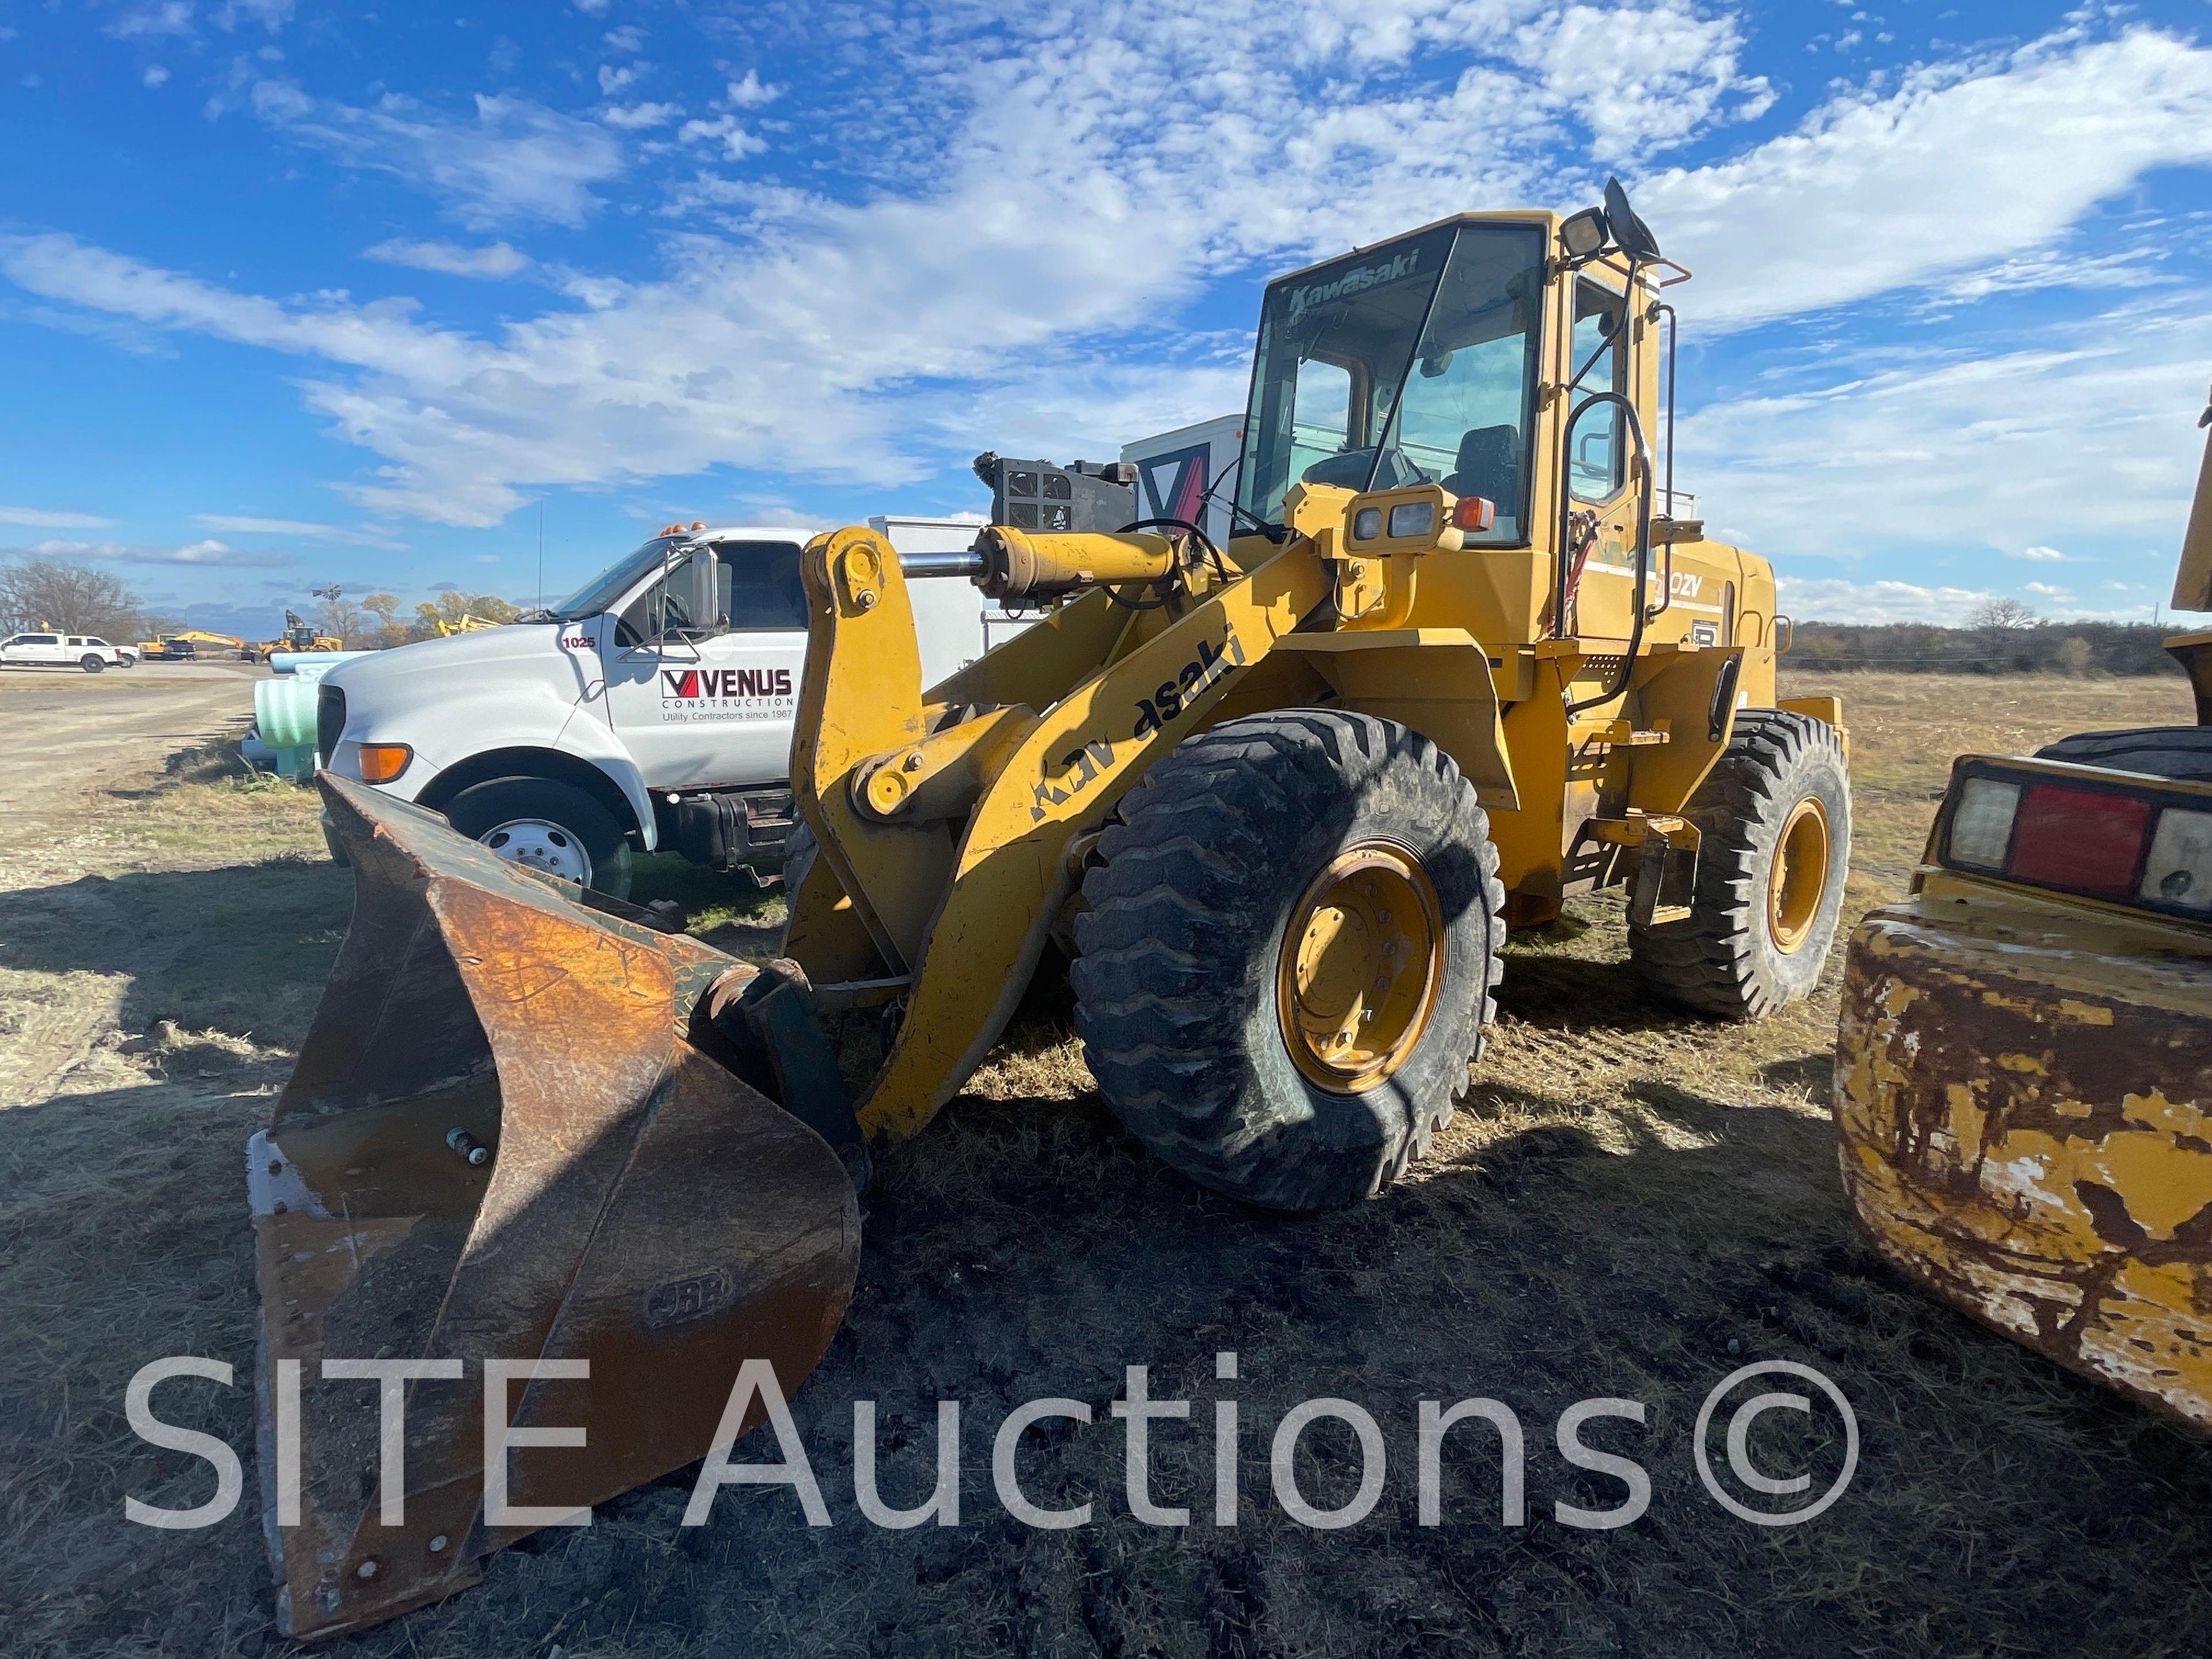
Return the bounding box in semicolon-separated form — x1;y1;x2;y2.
324;623;568;695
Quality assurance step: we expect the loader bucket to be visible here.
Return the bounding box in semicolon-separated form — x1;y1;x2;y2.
249;777;859;1639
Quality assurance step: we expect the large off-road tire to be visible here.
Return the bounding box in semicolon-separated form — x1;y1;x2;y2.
441;776;634;900
1071;710;1506;1211
2036;725;2212;783
1629;710;1851;1020
81;654;105;673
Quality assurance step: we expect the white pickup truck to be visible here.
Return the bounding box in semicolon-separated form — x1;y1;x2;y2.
1;631;140;671
316;516;1028;895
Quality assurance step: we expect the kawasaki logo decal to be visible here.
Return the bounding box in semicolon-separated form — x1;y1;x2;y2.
1028;623;1248;822
1283;250;1419;324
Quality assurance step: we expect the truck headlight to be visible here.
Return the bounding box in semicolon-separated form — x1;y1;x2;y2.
357;743;413;784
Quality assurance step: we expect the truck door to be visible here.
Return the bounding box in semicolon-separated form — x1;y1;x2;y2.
597;539;808;788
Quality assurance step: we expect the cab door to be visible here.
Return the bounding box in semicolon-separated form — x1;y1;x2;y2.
1560;275;1641;639
595;540;809;788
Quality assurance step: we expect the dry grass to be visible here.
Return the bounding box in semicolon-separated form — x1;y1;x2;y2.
2;673;2207;1659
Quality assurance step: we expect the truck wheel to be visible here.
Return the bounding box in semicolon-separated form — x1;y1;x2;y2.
2035;725;2212;783
1071;710;1505;1211
81;654;105;673
442;777;634;900
1629;710;1851;1019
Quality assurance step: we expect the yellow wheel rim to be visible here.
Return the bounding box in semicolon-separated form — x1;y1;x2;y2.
1275;841;1446;1094
1768;797;1831;954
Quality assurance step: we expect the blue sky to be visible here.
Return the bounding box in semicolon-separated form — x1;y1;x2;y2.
2;0;2210;634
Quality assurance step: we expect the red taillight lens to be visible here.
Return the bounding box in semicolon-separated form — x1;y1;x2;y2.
2007;783;2152;898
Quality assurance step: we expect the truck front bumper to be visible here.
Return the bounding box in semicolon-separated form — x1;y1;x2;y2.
1834;887;2212;1426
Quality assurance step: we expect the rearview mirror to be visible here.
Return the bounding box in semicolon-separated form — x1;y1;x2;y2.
1559;207;1608;261
657;545;727;640
1603;176;1662;262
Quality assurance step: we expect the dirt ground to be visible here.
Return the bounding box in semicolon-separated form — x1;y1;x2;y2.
2;671;2208;1658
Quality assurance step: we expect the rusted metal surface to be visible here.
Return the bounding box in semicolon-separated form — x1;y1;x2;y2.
252;777;859;1639
1834;877;2212;1426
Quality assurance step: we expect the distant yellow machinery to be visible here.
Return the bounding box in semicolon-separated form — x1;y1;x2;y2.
1834;380;2212;1426
245;609;343;661
137;629;246;660
251;180;1853;1638
432;613;502;637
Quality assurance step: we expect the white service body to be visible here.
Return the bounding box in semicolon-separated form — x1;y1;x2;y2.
317;518;1032;867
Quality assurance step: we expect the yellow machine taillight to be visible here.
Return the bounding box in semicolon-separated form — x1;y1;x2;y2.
1941;761;2212;916
1451;495;1497;532
357;743;413;784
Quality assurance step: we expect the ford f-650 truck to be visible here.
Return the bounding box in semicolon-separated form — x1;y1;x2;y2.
315;516;1024;896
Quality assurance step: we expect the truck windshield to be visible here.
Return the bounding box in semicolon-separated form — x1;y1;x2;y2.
552;536;684;622
1236;222;1548;544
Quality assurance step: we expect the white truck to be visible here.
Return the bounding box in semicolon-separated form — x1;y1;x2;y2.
0;631;139;671
315;516;1029;895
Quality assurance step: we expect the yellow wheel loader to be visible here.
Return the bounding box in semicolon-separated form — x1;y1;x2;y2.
250;179;1850;1638
1832;382;2212;1427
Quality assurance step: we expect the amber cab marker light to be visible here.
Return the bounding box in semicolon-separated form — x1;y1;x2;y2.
357;744;412;785
1452;495;1497;533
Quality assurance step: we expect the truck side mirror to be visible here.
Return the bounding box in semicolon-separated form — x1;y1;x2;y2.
657;546;728;640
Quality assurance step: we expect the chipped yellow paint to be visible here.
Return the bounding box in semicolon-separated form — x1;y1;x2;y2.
2058;999;2118;1027
1832;879;2212;1428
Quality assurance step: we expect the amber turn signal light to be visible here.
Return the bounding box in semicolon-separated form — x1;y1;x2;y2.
357;743;412;784
1451;495;1496;532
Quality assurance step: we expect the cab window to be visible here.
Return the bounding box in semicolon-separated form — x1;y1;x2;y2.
1568;280;1627;500
615;541;806;647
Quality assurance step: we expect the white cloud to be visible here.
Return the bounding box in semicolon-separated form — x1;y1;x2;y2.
143;65;171;89
249;84;625;229
1646;28;2212;329
677;113;767;160
726;70;781;109
1778;575;1995;625
2024;581;2071;599
214;0;292;29
16;7;2212;541
1504;3;1771;157
5;536;291;567
2010;546;2069;562
0;506;115;529
597;63;640;96
107;3;195;40
603;25;645;52
1679;290;2212;568
366;238;532;279
601;101;683;131
195;515;406;548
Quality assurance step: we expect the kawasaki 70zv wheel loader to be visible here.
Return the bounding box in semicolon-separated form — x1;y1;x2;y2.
250;179;1851;1637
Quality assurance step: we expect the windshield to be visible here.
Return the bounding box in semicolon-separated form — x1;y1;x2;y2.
1237;222;1548;544
553;536;684;621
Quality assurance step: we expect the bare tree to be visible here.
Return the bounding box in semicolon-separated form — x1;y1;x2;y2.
1969;596;2039;631
0;559;146;639
312;581;370;649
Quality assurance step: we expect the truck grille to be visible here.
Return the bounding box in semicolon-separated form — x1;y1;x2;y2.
316;684;347;763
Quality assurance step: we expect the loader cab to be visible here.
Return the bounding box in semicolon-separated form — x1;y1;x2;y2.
1234;210;1656;566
